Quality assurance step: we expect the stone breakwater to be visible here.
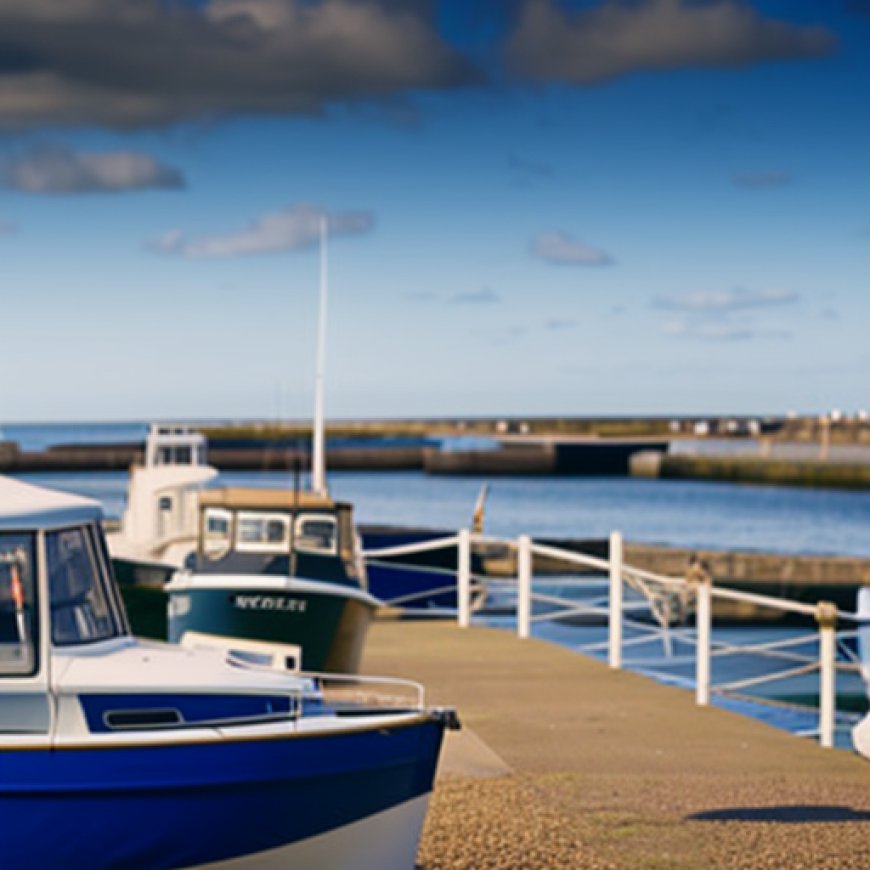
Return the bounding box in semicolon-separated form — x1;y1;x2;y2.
0;440;423;472
633;451;870;490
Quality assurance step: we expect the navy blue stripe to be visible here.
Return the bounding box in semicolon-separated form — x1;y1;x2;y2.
80;693;295;732
0;718;444;868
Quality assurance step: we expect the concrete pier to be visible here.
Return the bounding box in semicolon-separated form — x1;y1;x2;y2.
363;620;870;868
425;437;670;476
0;441;424;472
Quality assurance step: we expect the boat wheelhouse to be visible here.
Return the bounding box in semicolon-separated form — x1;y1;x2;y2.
107;423;218;585
166;487;380;673
0;475;454;868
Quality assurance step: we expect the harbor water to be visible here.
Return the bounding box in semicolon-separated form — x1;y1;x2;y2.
6;422;870;747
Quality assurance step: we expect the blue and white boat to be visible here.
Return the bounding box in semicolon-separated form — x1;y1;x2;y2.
0;475;455;868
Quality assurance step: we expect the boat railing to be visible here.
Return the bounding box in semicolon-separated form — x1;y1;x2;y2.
365;527;866;751
303;671;426;715
180;631;426;715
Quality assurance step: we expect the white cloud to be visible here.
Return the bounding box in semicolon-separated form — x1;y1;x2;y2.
656;286;798;341
2;144;184;193
661;319;754;341
662;319;792;341
544;317;577;330
531;231;613;265
451;288;500;304
507;0;835;84
733;170;793;189
654;287;799;312
149;203;373;258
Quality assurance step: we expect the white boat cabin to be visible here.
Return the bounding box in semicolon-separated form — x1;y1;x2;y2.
109;424;218;565
0;476;130;733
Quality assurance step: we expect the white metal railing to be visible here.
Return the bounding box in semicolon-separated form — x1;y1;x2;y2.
362;528;867;750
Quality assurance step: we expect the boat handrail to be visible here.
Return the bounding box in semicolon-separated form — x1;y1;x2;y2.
303;670;426;712
178;632;425;711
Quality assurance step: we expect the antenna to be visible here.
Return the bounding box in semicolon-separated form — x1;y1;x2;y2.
311;213;328;497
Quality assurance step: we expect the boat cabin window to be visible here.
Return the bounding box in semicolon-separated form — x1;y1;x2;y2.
203;507;232;559
235;512;290;553
294;514;337;555
47;527;123;646
0;533;38;676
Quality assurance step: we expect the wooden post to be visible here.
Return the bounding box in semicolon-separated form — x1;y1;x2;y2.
517;534;532;639
817;601;838;749
609;531;623;670
819;415;830;462
457;528;471;629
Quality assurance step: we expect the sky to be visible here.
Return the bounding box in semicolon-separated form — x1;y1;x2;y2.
0;0;868;423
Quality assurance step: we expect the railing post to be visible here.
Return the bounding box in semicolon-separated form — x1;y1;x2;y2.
817;601;837;749
457;528;471;629
517;534;532;639
608;531;623;669
690;558;712;706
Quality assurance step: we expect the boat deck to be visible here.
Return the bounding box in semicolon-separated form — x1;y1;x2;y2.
362;620;870;868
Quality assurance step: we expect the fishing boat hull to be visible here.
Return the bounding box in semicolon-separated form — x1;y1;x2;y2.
167;574;379;673
361;526;485;613
0;715;445;869
112;554;177;588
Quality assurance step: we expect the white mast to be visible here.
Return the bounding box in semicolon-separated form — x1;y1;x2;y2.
311;213;328;497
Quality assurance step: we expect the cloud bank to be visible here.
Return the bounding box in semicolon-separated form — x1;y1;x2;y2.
0;0;476;130
150;203;373;258
506;0;835;84
2;144;184;193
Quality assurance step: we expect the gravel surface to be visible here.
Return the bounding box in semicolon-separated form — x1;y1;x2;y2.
362;621;870;869
418;774;599;870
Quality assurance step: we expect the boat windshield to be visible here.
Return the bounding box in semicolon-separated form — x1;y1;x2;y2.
47;526;124;646
294;514;337;555
0;533;38;676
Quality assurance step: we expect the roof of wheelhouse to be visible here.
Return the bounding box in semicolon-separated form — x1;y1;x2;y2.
198;487;350;513
0;475;103;531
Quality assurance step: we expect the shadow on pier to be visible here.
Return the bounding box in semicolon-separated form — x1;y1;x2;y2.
688;805;870;824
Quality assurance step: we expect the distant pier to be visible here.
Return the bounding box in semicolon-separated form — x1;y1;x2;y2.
0;435;669;476
0;440;423;473
4;414;870;486
424;436;670;476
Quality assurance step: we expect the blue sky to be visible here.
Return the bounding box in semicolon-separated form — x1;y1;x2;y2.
0;1;868;422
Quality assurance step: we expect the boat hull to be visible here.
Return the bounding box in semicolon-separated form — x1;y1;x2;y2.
168;582;375;672
202;793;430;869
361;527;481;612
0;716;444;869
